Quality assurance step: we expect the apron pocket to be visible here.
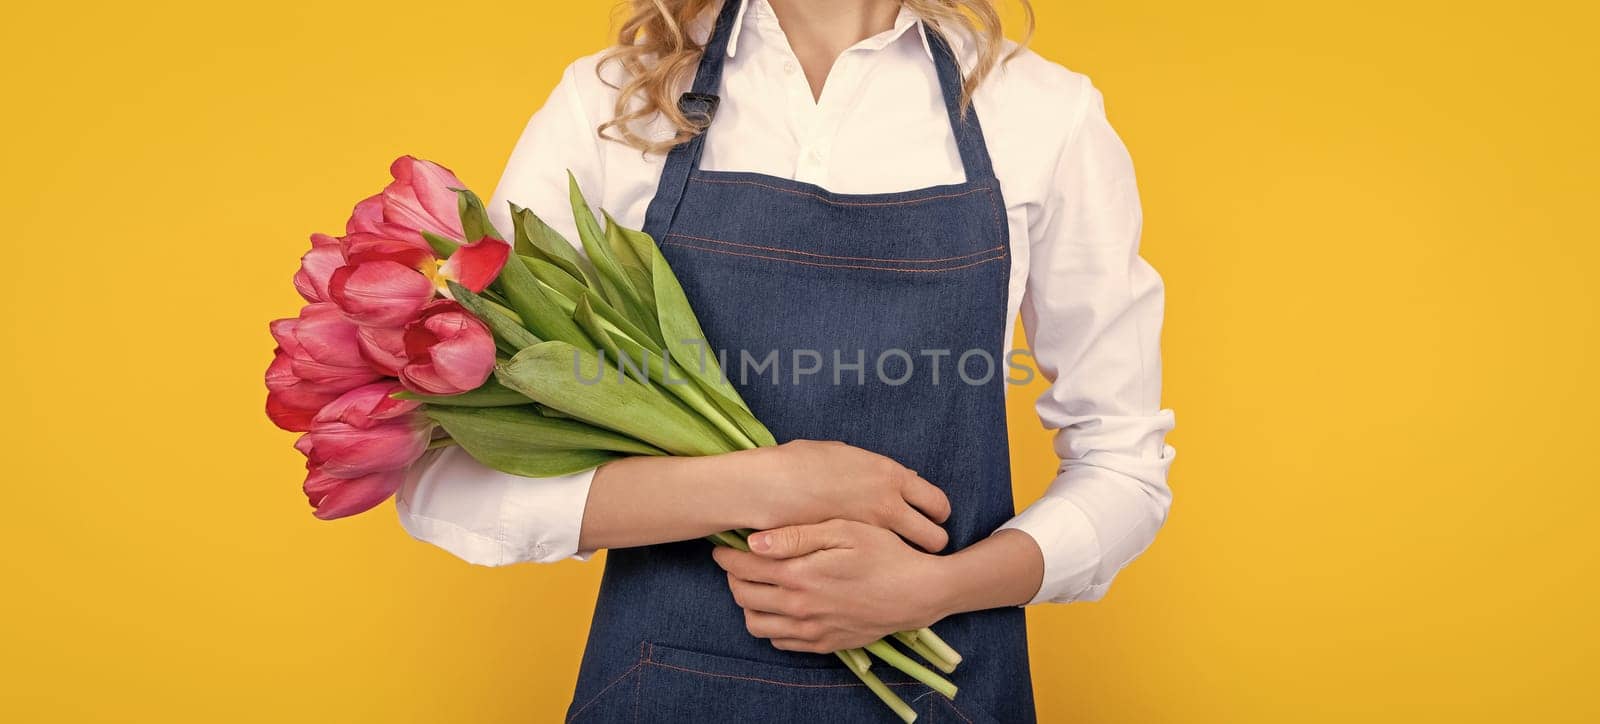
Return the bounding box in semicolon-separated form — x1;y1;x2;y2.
633;641;997;723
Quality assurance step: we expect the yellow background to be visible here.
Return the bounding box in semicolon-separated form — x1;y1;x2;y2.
2;0;1595;721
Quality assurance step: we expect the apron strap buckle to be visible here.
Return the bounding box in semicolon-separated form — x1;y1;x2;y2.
678;92;721;127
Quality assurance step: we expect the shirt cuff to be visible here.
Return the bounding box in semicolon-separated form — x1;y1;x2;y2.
395;446;596;566
998;496;1105;605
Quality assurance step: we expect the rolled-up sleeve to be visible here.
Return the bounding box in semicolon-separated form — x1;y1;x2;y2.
397;448;596;565
394;60;604;566
999;84;1176;604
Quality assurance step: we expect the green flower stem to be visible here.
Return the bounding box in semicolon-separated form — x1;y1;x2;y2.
893;631;956;674
838;654;917;723
865;640;958;700
842;648;872;673
913;628;962;668
706;530;750;551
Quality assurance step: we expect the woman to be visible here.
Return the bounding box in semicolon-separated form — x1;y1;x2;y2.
398;0;1174;720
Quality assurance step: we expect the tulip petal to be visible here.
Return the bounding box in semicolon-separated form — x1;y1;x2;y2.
328;260;436;327
340;232;434;268
440;238;510;293
421;331;495;391
356;325;407;376
265;352;344;433
294;303;371;369
347;194;386;235
313;381;421;428
294;238;346;303
304;467;406;520
389;156;465;236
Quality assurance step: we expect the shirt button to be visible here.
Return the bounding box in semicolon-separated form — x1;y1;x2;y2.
783;61;798;74
808;149;824;162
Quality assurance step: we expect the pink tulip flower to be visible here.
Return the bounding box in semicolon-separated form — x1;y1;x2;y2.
295;383;431;479
293;233;345;303
269;304;380;387
303;466;406;520
399;299;497;395
326;233;437;328
326;232;510;328
265;303;382;431
346;156;466;243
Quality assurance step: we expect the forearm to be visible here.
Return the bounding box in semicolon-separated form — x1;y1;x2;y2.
578;451;770;551
926;529;1046;617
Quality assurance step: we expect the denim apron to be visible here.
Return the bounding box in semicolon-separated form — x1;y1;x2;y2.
564;3;1032;721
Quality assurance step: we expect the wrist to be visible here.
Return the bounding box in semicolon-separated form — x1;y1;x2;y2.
915;553;962;624
698;447;783;531
927;530;1044;617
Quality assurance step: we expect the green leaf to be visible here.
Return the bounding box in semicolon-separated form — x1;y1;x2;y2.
496;341;736;457
575;296;752;449
569;172;655;330
573;295;651;386
424;405;664;455
394;378;530;407
423;405;664;477
421;230;460;258
646;241;776;446
510;203;593;286
581;287;662;349
494;245;598;353
454;188;504;241
449;281;541;352
604;210;659;316
521;255;589;306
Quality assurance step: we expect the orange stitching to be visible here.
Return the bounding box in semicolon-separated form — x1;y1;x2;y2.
693;175;991;207
941;696;976;724
633;642;648;724
985;185;1005;247
667;232;1004;264
663;240;1007;274
643;659;921;689
565;660;644;723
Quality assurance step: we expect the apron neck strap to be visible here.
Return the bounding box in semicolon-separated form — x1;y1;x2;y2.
644;0;997;236
924;26;998;182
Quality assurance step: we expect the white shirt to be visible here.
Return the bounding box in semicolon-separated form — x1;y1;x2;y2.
397;0;1175;605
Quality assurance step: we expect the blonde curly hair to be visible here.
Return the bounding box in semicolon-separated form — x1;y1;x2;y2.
598;0;1035;153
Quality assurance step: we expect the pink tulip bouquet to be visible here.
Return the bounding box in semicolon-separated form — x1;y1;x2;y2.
265;156;962;722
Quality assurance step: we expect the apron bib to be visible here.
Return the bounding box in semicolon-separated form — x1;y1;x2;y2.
566;3;1032;721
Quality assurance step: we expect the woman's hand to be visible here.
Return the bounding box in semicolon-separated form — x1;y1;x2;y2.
711;519;952;653
579;441;949;552
742;440;952;553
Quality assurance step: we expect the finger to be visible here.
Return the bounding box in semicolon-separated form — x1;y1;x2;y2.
726;574;797;615
712;546;787;584
891;504;950;553
743;610;808;640
749;520;853;560
900;473;952;524
770;638;831;654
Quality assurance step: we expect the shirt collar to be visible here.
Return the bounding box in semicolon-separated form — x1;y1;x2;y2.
723;0;957;62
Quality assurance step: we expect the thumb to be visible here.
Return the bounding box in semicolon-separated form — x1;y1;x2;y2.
748;520;850;559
